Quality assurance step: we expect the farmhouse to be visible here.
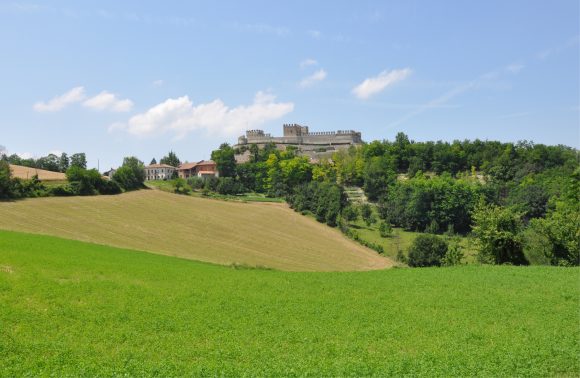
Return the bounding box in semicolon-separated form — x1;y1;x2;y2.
177;160;219;179
234;123;363;163
144;163;176;181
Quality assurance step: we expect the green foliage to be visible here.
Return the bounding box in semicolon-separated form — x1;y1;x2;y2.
441;239;465;266
341;205;359;222
0;160;12;199
472;203;527;265
216;177;244;195
287;181;345;227
383;175;482;234
407;234;449;267
65;166;104;195
112;157;145;191
379;221;392;238
527;201;580;266
69;153;87;169
159;151;181;167
211;143;237;177
173;178;191;195
2;230;579;376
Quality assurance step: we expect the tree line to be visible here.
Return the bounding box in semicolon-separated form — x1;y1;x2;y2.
206;133;578;267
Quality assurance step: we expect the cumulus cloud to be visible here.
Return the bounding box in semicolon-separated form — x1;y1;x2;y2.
352;68;412;99
33;86;86;112
299;69;327;88
300;58;318;68
83;91;133;112
111;91;294;138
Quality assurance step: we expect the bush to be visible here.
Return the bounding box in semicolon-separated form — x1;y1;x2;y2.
173;178;191;195
472;204;527;265
49;184;77;196
216;177;244;195
97;180;122;195
441;240;464;266
407;234;448;267
187;177;205;190
379;221;392;238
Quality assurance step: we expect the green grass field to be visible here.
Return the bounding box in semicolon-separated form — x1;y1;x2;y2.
1;230;578;376
0;190;390;271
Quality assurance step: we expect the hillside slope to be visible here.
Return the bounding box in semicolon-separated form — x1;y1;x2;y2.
1;231;578;376
0;190;391;271
9;164;66;181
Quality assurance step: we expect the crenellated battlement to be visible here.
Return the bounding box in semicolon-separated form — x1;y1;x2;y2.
234;123;363;161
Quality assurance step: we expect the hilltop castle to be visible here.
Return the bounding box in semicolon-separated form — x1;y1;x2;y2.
234;124;363;163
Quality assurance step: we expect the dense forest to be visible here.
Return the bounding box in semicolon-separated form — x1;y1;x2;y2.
208;133;579;267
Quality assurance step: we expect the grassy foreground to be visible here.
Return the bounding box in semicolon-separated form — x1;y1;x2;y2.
0;190;390;271
1;230;578;376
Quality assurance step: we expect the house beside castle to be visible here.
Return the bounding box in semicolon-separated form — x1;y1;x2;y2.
177;160;218;179
233;123;363;163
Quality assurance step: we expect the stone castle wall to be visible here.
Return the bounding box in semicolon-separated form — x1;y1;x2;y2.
234;123;363;163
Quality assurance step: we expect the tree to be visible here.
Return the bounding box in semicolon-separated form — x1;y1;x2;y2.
70;153;87;169
112;157;145;191
379;221;392;238
342;205;359;223
407;234;448;267
526;199;579;266
0;160;12;199
160;151;180;167
150;158;157;165
472;203;527;265
360;203;375;226
58;153;69;172
211;144;237;178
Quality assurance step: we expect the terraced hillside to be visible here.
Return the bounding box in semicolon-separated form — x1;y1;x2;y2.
0;190;391;271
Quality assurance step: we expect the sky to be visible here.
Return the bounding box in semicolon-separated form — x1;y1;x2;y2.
0;0;578;170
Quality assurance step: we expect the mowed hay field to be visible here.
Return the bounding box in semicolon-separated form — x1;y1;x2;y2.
0;190;390;271
9;164;66;181
1;231;578;376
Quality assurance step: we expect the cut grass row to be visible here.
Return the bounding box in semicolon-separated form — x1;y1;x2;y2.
0;190;390;271
1;230;578;376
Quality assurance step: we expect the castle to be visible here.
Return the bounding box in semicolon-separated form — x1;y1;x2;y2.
234;124;363;163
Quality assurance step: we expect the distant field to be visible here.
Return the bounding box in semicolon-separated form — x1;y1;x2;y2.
9;164;66;181
0;190;390;271
1;231;578;376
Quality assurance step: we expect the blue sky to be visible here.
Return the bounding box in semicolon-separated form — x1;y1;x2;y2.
1;0;578;170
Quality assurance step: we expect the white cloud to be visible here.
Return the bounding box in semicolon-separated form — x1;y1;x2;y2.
352;68;412;99
300;59;318;68
48;150;63;156
505;63;524;74
83;91;133;112
152;79;164;87
299;69;327;88
33;86;86;112
112;91;294;138
308;30;322;39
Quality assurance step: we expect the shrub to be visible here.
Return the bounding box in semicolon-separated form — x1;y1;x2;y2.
379;221;392;238
407;234;448;267
472;203;527;265
173;178;191;195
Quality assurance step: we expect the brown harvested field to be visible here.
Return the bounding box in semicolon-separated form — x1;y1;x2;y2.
9;164;66;181
0;190;392;271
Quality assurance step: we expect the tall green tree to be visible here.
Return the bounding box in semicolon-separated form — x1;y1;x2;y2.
211;143;237;178
70;153;87;169
59;153;69;172
160;151;180;167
